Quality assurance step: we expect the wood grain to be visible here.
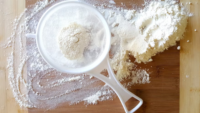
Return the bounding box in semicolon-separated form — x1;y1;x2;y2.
0;0;198;113
180;0;200;113
0;0;26;113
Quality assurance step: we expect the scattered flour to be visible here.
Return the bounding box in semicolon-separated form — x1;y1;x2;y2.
57;23;90;60
83;84;114;104
6;0;114;109
84;91;101;104
4;0;189;110
4;0;117;109
38;76;82;88
125;10;136;20
111;51;134;81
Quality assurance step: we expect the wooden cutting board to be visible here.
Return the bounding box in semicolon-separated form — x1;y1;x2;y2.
0;0;199;113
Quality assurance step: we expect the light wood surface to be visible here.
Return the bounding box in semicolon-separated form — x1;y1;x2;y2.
0;0;199;113
0;0;26;113
180;0;200;113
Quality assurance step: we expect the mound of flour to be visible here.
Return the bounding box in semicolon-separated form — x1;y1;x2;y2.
57;23;90;60
117;0;188;63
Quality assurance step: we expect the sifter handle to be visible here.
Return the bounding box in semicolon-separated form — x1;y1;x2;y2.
88;57;143;113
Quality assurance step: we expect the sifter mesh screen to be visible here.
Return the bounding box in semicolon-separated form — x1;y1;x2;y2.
36;1;110;74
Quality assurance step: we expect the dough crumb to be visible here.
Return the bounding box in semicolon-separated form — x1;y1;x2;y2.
177;46;181;50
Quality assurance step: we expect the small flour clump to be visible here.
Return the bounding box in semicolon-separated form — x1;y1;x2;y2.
110;50;150;84
57;23;90;60
111;51;134;81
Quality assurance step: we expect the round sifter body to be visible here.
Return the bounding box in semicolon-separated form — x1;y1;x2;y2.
36;1;111;74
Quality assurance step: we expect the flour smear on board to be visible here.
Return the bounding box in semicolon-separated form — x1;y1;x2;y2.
2;0;189;110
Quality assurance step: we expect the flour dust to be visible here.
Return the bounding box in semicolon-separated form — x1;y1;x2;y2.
3;0;190;110
5;0;115;109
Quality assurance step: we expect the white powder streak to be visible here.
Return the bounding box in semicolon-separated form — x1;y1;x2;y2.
84;91;101;104
38;76;81;88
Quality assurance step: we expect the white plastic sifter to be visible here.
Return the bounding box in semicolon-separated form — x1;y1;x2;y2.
26;1;143;113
